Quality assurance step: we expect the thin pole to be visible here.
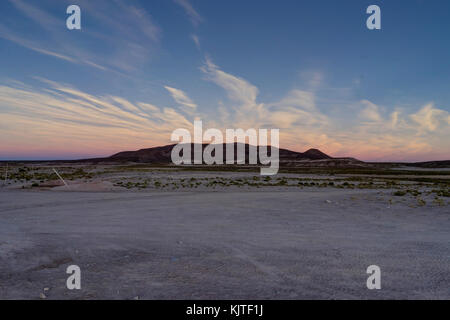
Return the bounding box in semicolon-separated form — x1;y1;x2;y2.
53;168;68;187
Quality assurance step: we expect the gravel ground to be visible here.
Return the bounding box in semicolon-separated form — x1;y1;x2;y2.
0;188;449;299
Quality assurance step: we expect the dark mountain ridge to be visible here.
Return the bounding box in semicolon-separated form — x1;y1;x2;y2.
109;143;334;164
4;144;447;169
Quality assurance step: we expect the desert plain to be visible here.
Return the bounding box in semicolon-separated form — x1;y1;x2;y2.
0;163;449;299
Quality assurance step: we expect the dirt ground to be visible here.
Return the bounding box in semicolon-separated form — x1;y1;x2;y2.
0;186;448;299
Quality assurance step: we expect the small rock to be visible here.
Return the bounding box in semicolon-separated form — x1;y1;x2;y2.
325;200;332;204
39;293;47;299
43;287;50;292
133;296;140;300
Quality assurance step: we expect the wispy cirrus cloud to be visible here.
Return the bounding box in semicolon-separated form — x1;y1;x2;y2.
359;100;382;122
0;70;448;161
164;86;197;110
0;0;161;74
8;0;60;29
199;57;449;161
174;0;203;27
0;78;193;159
410;103;448;133
0;24;76;63
201;57;259;107
190;34;201;50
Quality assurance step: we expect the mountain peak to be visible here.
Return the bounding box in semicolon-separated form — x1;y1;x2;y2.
108;143;333;163
303;148;332;160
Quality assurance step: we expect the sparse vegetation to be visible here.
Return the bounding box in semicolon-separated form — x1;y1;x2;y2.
0;163;447;209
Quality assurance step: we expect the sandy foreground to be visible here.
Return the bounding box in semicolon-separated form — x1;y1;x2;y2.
0;178;449;299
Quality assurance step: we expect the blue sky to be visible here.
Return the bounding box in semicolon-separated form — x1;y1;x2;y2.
0;0;449;161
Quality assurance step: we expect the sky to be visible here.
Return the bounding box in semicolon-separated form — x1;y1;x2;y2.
0;0;449;161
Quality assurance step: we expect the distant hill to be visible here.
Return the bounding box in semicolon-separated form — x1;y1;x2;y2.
109;143;333;163
110;144;175;163
405;160;450;168
3;143;448;169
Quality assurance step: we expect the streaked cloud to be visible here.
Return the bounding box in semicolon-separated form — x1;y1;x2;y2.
201;57;258;107
359;100;382;122
199;57;449;161
0;55;448;161
164;86;197;109
174;0;203;26
0;24;75;63
410;103;447;132
8;0;60;29
191;34;201;49
0;72;448;161
0;79;193;158
0;0;161;74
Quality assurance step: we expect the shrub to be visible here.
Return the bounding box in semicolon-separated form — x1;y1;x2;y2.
417;198;426;206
